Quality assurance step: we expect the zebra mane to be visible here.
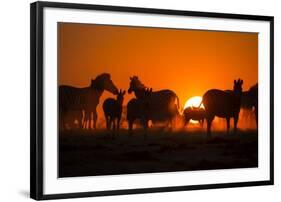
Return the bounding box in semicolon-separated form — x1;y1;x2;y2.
91;73;111;89
130;76;146;89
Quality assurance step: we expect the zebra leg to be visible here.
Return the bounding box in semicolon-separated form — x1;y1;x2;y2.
93;110;97;130
77;111;83;129
77;119;82;130
82;110;86;129
128;119;134;136
226;117;230;133
105;116;109;130
201;118;204;127
142;118;148;138
234;114;239;134
117;117;120;130
113;119;116;130
84;113;88;129
84;111;91;130
82;118;87;129
107;117;111;130
171;116;176;129
112;118;116;139
166;116;173;130
184;118;190;127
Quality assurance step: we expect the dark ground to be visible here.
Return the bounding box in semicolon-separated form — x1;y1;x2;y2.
59;128;258;178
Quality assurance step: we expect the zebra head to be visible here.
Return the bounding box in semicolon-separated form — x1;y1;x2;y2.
91;73;118;95
233;78;243;97
128;76;146;94
116;89;126;105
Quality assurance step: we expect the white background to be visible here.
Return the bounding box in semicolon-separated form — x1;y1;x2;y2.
0;0;279;201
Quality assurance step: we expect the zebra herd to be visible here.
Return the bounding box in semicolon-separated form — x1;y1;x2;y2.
59;73;258;136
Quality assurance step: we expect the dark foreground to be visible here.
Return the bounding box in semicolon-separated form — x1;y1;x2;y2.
59;129;258;178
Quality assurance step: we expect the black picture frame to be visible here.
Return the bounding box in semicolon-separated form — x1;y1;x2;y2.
30;1;274;200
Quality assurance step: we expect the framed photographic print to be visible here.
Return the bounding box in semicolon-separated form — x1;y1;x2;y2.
30;1;274;200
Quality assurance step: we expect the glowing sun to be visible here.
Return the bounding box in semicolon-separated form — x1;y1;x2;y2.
183;96;204;124
184;96;204;109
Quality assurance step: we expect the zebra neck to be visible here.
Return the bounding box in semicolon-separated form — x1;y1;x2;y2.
91;87;104;97
234;95;242;110
134;88;146;98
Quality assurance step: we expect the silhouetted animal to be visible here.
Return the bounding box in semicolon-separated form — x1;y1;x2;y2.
127;88;152;135
241;83;258;127
103;90;126;132
59;73;118;130
202;79;243;135
183;107;205;126
128;76;180;127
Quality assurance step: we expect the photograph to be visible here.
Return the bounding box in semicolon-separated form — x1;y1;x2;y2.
58;22;259;178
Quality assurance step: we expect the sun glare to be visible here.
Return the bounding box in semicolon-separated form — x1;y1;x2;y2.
184;96;203;109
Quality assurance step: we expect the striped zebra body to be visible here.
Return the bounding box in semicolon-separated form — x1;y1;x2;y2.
141;89;179;123
241;83;258;126
102;90;126;133
127;88;152;135
59;86;92;111
183;107;205;126
59;86;102;129
202;79;243;135
59;73;119;130
128;76;180;127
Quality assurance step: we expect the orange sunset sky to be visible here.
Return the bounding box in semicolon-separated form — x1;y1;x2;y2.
58;23;258;122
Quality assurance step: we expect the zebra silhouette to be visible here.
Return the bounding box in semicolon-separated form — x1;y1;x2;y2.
127;88;152;135
59;73;118;130
183;106;205;126
128;76;180;127
202;79;243;135
102;89;126;133
241;83;258;127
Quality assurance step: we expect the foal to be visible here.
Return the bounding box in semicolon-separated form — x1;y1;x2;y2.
103;90;126;132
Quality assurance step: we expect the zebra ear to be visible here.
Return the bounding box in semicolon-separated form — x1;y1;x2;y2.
130;77;133;80
234;80;237;85
241;79;243;85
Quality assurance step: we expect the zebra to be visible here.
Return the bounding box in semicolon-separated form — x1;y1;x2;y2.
201;79;243;135
102;89;126;132
127;88;152;135
128;76;180;127
183;106;205;126
59;73;118;130
241;83;258;127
